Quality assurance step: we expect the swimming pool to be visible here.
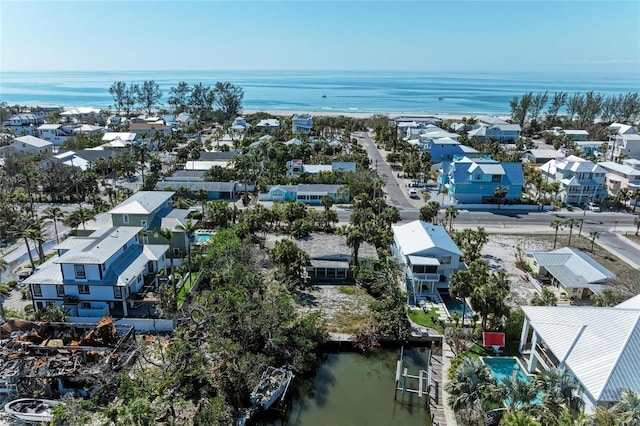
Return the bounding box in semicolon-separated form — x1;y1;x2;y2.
439;291;474;318
195;233;212;244
482;357;541;405
482;357;530;384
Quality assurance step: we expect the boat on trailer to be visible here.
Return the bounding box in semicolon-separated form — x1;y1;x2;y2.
250;366;294;411
4;398;63;423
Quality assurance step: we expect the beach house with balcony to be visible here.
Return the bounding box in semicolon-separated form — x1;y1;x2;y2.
439;156;524;205
540;155;607;204
611;133;640;160
259;184;349;205
518;296;640;414
3;113;43;136
23;226;168;318
37;124;77;146
391;221;463;304
598;159;640;194
468;122;521;143
256;118;280;132
292;114;313;134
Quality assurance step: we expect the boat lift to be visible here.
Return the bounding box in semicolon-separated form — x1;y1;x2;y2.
394;346;431;400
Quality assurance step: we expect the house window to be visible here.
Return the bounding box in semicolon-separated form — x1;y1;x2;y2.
80;302;91;309
56;285;65;297
475;174;481;180
79;285;90;294
441;256;452;264
74;264;86;279
492;175;502;183
141;220;148;230
33;284;42;297
173;248;180;256
114;287;122;298
123;214;129;224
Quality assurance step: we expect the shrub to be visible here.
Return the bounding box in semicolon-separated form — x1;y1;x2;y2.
7;280;18;288
0;285;10;295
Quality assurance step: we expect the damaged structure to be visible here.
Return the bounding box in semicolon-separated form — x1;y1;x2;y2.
0;317;137;399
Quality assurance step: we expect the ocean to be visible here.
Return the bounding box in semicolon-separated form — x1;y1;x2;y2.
0;70;638;116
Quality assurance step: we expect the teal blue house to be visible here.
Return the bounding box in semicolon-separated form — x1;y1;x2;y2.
260;184;349;205
439;156;524;204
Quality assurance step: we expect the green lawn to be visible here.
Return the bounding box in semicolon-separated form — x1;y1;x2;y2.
407;307;444;333
177;272;199;307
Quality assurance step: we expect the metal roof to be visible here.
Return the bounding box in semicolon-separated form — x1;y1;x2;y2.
13;135;52;148
530;247;615;287
392;221;462;257
408;256;440;266
109;191;174;215
55;227;141;264
522;305;640;403
297;184;345;194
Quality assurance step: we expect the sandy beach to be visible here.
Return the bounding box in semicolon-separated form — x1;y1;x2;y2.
243;109;488;121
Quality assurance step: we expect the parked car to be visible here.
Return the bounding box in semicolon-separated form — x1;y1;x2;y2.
408;189;418;198
587;202;601;212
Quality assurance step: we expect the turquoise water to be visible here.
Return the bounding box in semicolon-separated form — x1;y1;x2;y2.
195;233;211;244
482;357;542;405
1;70;637;115
483;357;530;384
266;348;432;426
439;292;474;318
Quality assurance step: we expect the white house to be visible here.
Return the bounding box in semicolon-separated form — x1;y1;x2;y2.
608;122;638;136
540;155;607;204
60;107;102;123
519;300;640;414
256;119;280;132
468;123;522;143
598;160;640;193
23;226;168;318
612;133;640;160
101;132;141;149
231;117;250;133
37;124;76;146
176;112;197;127
292;114;313;134
391;221;463;304
3;113;44;136
10;135;53;155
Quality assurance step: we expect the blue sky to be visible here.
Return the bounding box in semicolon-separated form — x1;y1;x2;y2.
1;1;639;73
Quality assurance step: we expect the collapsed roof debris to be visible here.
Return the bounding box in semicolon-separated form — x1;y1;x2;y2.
0;316;138;399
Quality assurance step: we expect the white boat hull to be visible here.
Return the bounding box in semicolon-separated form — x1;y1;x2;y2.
4;398;63;423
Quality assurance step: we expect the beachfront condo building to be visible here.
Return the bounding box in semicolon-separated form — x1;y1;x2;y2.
540;155;607;205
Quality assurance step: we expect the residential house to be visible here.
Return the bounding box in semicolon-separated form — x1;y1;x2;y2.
37;124;76;146
256;119;280;132
394;116;442;139
292;114;313;135
231;117;250;133
612;133;640;160
40;149;118;172
475;116;509;127
60;107;102;123
176;112;197;127
552;127;589;141
101;132;141;149
391;220;463;304
23;226;168;318
598;160;640;193
608;122;638;136
526;247;615;300
523;149;566;165
3;113;43;136
156;180;240;201
419;137;480;163
73;124;106;137
128;122;171;139
259;184;349;205
286;160;356;177
10;135;53;155
575;140;608;157
540;155;607;204
518;298;640;413
439;156;524;204
292;234;377;281
468;123;521;143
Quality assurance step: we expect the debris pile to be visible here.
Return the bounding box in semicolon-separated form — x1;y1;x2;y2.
0;316;137;398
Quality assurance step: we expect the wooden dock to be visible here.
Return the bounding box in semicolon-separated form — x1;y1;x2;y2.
428;350;447;426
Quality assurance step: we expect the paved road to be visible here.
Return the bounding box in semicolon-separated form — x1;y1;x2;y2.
353;131;413;209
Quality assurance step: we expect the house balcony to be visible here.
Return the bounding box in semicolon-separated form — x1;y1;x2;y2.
411;272;441;282
78;302;109;317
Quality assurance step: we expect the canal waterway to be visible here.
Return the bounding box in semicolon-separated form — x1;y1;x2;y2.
264;347;432;426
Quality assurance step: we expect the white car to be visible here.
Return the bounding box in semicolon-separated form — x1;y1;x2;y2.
587;202;601;212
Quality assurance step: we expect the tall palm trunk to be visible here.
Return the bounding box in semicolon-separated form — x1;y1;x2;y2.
24;237;35;270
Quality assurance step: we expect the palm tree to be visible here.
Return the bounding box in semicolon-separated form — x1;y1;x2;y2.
534;367;583;421
589;231;599;252
25;227;45;265
419;201;440;224
494;185;508;209
634;215;640;236
500;411;541;426
42;206;66;245
339;225;365;267
158;228;174;272
611;388;640;426
499;372;539;413
446;356;498;413
0;258;7;286
550;220;563;249
177;219;197;280
445;205;458;232
68;207;96;232
450;270;473;327
563;218;580;247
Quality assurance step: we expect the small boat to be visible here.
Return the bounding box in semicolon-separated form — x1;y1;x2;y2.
4;398;64;423
250;366;294;411
438;97;445;101
322;94;327;98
